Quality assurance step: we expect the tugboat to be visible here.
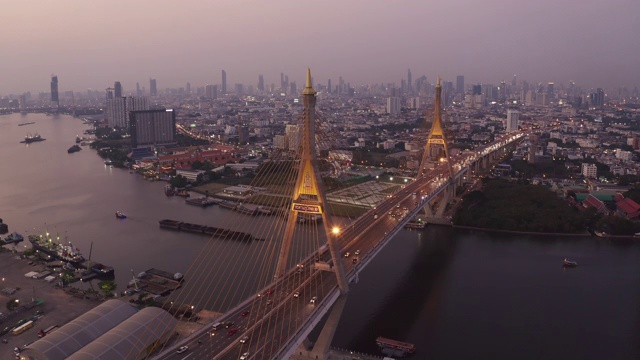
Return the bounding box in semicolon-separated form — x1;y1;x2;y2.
562;258;578;267
67;144;82;153
115;211;127;219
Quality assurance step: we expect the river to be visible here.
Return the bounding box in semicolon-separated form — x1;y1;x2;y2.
1;113;639;359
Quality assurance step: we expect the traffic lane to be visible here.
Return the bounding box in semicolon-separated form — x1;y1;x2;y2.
223;269;336;359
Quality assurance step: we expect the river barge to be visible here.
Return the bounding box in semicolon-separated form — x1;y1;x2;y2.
158;219;263;241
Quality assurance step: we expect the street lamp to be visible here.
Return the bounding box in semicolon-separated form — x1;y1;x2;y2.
331;227;340;235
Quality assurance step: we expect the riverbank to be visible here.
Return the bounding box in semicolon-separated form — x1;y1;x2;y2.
452;225;640;239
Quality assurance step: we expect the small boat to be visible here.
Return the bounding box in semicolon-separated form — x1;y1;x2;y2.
115;211;127;219
67;144;82;153
562;258;578;267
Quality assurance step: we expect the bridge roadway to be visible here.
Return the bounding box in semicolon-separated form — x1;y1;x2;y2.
156;132;525;360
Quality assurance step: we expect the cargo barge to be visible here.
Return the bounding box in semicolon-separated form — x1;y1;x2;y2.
159;219;263;241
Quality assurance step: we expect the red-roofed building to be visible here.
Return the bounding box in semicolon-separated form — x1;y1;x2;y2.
582;194;609;215
614;195;640;220
157;149;234;169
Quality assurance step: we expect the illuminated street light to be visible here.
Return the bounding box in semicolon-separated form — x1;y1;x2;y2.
332;227;340;235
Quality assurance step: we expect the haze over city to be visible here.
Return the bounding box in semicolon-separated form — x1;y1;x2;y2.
2;0;639;94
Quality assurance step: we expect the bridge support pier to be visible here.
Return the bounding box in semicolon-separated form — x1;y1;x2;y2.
294;293;349;360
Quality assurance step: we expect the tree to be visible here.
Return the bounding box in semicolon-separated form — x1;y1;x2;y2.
98;280;117;298
170;174;188;188
60;270;74;286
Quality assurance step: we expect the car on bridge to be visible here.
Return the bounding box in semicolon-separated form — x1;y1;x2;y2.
225;321;234;328
354;250;360;255
176;346;189;354
293;291;300;298
310;296;317;304
241;310;250;317
240;335;249;344
344;252;350;258
240;352;250;360
227;328;239;337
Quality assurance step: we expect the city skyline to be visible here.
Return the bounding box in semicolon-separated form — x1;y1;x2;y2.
1;0;639;94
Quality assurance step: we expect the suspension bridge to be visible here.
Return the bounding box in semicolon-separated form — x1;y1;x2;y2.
148;70;525;360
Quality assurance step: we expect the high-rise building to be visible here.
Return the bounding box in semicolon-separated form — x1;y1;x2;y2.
114;81;122;98
472;85;482;95
107;96;149;129
258;75;264;92
221;70;227;95
456;75;464;94
407;69;412;94
506;110;520;132
136;82;141;96
186;82;191;94
106;97;127;128
50;75;59;106
149;78;157;96
547;82;555;99
235;83;244;95
129;109;176;148
591;88;605;107
205;85;217;99
126;96;150;113
327;79;332;94
386;97;401;114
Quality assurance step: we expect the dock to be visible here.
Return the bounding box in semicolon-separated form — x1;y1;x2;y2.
159;219;264;241
185;197;219;207
129;268;184;296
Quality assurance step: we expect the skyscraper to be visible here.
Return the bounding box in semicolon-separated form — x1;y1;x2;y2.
50;75;59;106
221;70;227;95
136;82;141;96
258;74;264;92
327;79;332;94
149;78;157;96
114;81;122;98
506;110;520;132
456;75;464;94
129;109;176;148
407;69;412;94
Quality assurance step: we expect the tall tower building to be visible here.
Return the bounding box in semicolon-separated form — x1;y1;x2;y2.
129;109;176;148
149;78;157;96
114;81;122;98
456;75;464;94
186;82;191;94
327;79;332;94
50;75;59;106
407;69;412;94
136;82;141;96
506;110;520;132
221;70;227;95
257;74;264;92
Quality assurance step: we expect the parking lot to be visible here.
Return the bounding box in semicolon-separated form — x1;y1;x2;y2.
0;250;98;359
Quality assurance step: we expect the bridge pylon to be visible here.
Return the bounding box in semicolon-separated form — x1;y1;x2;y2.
275;69;349;294
419;77;455;183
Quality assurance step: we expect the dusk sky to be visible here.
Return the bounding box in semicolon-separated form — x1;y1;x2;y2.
1;0;639;95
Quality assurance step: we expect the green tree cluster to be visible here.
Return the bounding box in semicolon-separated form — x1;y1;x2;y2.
453;179;588;233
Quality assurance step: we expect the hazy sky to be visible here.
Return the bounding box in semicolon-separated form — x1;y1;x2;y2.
1;0;639;95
